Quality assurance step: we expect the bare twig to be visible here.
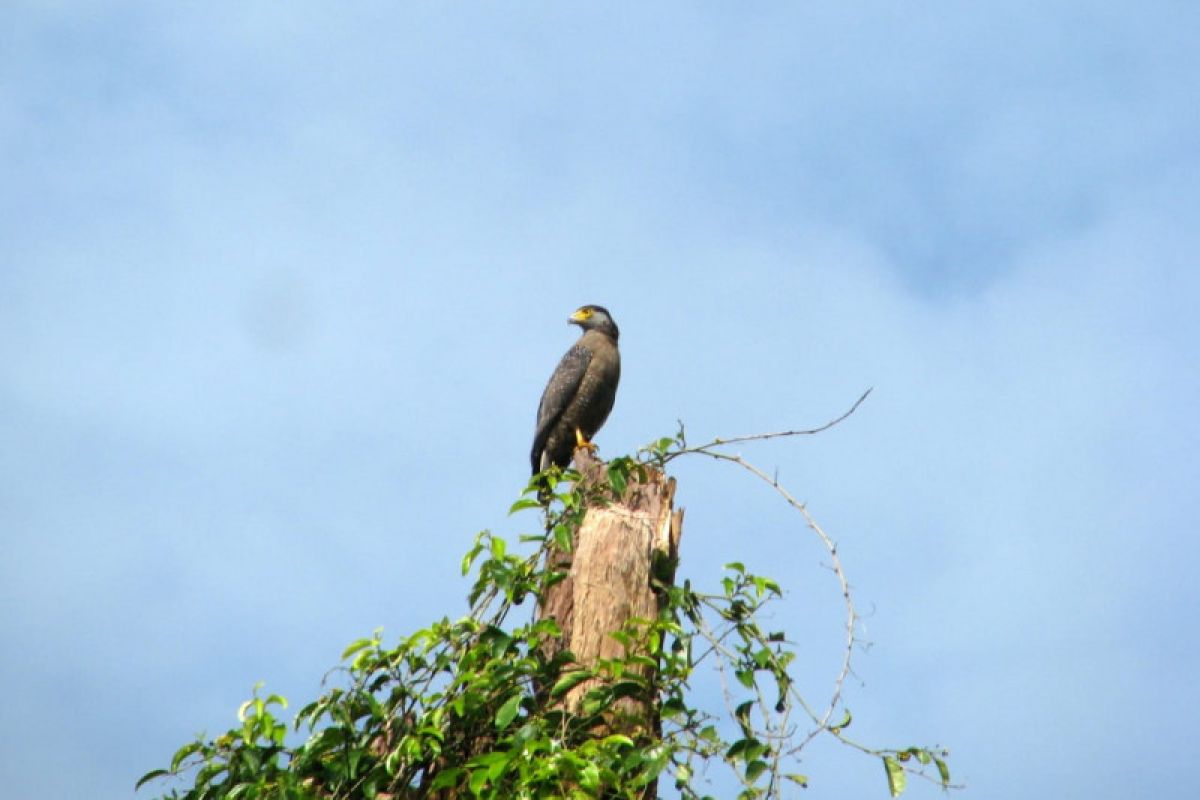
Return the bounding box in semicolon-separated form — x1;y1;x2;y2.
699;450;858;747
665;388;872;461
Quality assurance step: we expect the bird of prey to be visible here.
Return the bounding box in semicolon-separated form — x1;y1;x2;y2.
531;305;621;475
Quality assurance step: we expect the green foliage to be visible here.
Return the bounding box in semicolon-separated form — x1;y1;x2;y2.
140;440;952;799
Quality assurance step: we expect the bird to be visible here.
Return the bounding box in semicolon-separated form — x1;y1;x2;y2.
531;305;621;475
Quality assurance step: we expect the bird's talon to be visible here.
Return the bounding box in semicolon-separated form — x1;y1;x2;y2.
575;429;598;453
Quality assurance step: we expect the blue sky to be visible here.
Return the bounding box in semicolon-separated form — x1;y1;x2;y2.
2;2;1198;798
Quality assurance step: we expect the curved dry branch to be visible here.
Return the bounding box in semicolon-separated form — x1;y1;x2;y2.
696;449;858;745
669;391;871;739
671;388;959;793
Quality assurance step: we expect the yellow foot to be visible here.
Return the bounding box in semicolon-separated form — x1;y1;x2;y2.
574;428;598;453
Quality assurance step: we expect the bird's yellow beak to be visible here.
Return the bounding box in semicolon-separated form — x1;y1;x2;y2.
569;308;592;324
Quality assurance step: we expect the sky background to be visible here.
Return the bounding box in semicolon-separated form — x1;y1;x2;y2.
2;2;1198;798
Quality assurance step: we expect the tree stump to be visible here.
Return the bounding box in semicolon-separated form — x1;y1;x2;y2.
537;450;685;733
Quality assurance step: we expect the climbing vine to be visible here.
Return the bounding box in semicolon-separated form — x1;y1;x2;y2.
140;408;953;799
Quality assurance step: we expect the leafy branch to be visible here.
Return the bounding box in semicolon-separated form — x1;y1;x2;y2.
140;395;955;799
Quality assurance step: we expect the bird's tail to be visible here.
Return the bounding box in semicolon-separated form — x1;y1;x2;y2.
528;467;557;506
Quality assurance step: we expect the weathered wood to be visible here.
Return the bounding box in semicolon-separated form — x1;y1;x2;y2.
537;449;685;732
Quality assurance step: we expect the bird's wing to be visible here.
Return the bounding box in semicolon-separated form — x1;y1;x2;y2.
531;343;593;472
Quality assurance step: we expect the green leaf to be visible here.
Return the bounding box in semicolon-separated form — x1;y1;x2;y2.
529;617;562;638
484;627;514;658
468;766;489;795
752;576;782;597
194;761;227;791
170;741;203;772
489;536;506;558
829;708;852;734
550;670;593;697
783;773;809;787
237;697;257;721
486;753;511;781
660;696;687;720
509;498;541;514
553;523;573;551
725;738;750;760
602;734;635;748
935;756;951;786
494;693;522;729
611;679;647;699
579;759;602;791
745;759;768;782
429;767;464;791
883;755;907;798
581;687;614;716
135;769;169;789
607;463;628;495
608;629;633;649
342;638;375;660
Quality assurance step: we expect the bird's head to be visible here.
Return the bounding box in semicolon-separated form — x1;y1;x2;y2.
569;305;619;340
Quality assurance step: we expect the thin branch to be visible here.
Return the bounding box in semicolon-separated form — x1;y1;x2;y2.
667;388;872;460
665;390;871;749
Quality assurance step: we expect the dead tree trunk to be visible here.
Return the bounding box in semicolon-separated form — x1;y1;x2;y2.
536;450;684;793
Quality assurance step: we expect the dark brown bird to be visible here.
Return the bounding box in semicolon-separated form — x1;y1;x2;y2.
531;305;621;474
